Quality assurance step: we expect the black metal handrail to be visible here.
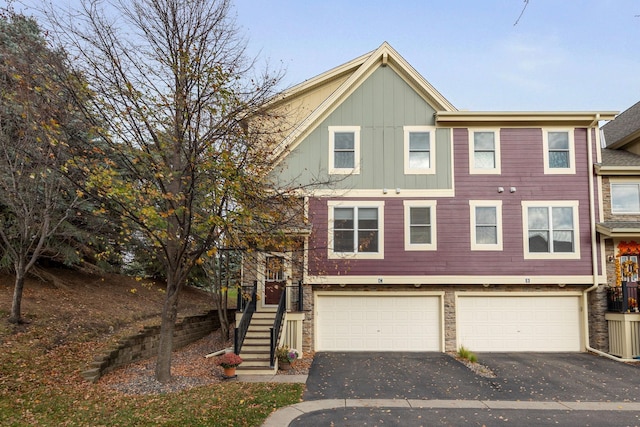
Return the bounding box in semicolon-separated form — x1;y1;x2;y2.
234;281;257;354
269;285;287;368
607;281;639;313
237;282;257;312
296;280;303;311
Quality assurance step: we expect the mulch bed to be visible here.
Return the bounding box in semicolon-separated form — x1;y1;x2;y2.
98;331;312;395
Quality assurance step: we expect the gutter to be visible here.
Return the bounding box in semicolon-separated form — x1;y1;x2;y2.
583;114;639;362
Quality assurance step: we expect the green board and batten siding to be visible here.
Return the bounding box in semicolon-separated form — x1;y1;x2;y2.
272;66;452;191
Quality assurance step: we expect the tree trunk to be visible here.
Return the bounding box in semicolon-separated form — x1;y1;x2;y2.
217;290;229;340
9;270;25;324
155;277;180;383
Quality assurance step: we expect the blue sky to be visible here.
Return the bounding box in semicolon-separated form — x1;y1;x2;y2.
234;0;640;112
8;0;640;113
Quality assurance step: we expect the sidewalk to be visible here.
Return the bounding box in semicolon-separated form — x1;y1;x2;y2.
261;398;640;427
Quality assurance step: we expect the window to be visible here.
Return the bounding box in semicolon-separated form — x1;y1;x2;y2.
404;126;435;174
522;201;580;259
470;201;503;250
329;126;360;174
404;200;437;250
266;256;284;281
543;129;575;174
328;201;384;259
469;129;501;174
611;183;640;214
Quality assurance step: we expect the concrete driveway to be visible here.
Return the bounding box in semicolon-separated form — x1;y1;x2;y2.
303;352;640;402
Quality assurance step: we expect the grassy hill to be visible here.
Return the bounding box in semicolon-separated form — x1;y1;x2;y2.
0;268;303;426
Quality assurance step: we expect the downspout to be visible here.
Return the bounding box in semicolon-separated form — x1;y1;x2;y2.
582;114;636;361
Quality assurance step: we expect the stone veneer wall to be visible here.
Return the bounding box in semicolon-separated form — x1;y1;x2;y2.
304;284;608;354
82;309;235;383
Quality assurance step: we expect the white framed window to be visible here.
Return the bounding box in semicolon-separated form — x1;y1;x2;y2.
611;182;640;214
403;200;437;251
543;129;575;174
469;129;501;174
265;255;285;281
328;200;384;259
404;126;435;175
522;201;580;259
329;126;360;174
469;200;503;251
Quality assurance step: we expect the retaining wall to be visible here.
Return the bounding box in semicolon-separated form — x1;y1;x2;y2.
82;309;235;383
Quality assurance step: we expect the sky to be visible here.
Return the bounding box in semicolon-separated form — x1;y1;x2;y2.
232;0;640;113
7;0;640;113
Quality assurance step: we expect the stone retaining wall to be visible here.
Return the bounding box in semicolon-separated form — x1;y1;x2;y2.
82;309;235;383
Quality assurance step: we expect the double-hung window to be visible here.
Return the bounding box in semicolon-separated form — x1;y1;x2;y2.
543;129;575;174
611;182;640;214
470;200;502;250
469;129;500;174
329;201;384;259
404;200;437;250
329;126;360;174
522;201;580;259
404;126;435;174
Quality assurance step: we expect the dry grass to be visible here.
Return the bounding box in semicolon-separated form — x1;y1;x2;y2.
0;268;304;426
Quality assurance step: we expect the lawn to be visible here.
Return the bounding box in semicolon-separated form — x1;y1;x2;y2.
0;270;304;426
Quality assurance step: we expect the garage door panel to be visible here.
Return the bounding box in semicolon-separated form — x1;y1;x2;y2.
317;295;441;351
458;296;580;352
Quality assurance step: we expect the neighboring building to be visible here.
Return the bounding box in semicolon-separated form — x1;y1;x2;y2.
596;102;640;359
236;43;619;372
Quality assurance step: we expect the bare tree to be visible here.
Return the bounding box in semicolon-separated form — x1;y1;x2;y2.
46;0;301;383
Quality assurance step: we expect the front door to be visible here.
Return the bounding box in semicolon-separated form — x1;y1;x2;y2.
620;254;639;311
264;255;285;306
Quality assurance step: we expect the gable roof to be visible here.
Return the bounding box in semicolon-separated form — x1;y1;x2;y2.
602;101;640;148
271;42;456;162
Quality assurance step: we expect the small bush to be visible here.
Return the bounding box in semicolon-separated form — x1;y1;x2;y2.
457;346;478;363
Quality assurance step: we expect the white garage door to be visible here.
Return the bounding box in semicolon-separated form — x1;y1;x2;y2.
316;294;441;351
457;295;581;352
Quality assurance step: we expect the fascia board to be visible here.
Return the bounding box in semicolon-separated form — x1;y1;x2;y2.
436;111;618;127
594;165;640;175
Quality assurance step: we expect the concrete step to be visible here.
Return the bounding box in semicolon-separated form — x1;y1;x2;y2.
241;359;272;367
244;334;270;341
242;344;270;352
236;366;277;375
241;352;270;361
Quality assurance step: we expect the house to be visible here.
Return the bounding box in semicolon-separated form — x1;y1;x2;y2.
235;42;619;373
596;101;640;359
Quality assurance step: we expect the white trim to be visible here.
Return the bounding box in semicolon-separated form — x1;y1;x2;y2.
328;126;360;175
455;292;583;352
610;180;640;215
542;128;576;174
314;290;446;352
327;200;385;260
307;275;604;285
259;252;292;310
403;200;437;251
403;126;436;175
304;188;455;198
468;128;501;174
469;200;503;251
521;200;581;260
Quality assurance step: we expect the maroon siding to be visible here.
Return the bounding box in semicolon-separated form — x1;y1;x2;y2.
308;127;599;279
